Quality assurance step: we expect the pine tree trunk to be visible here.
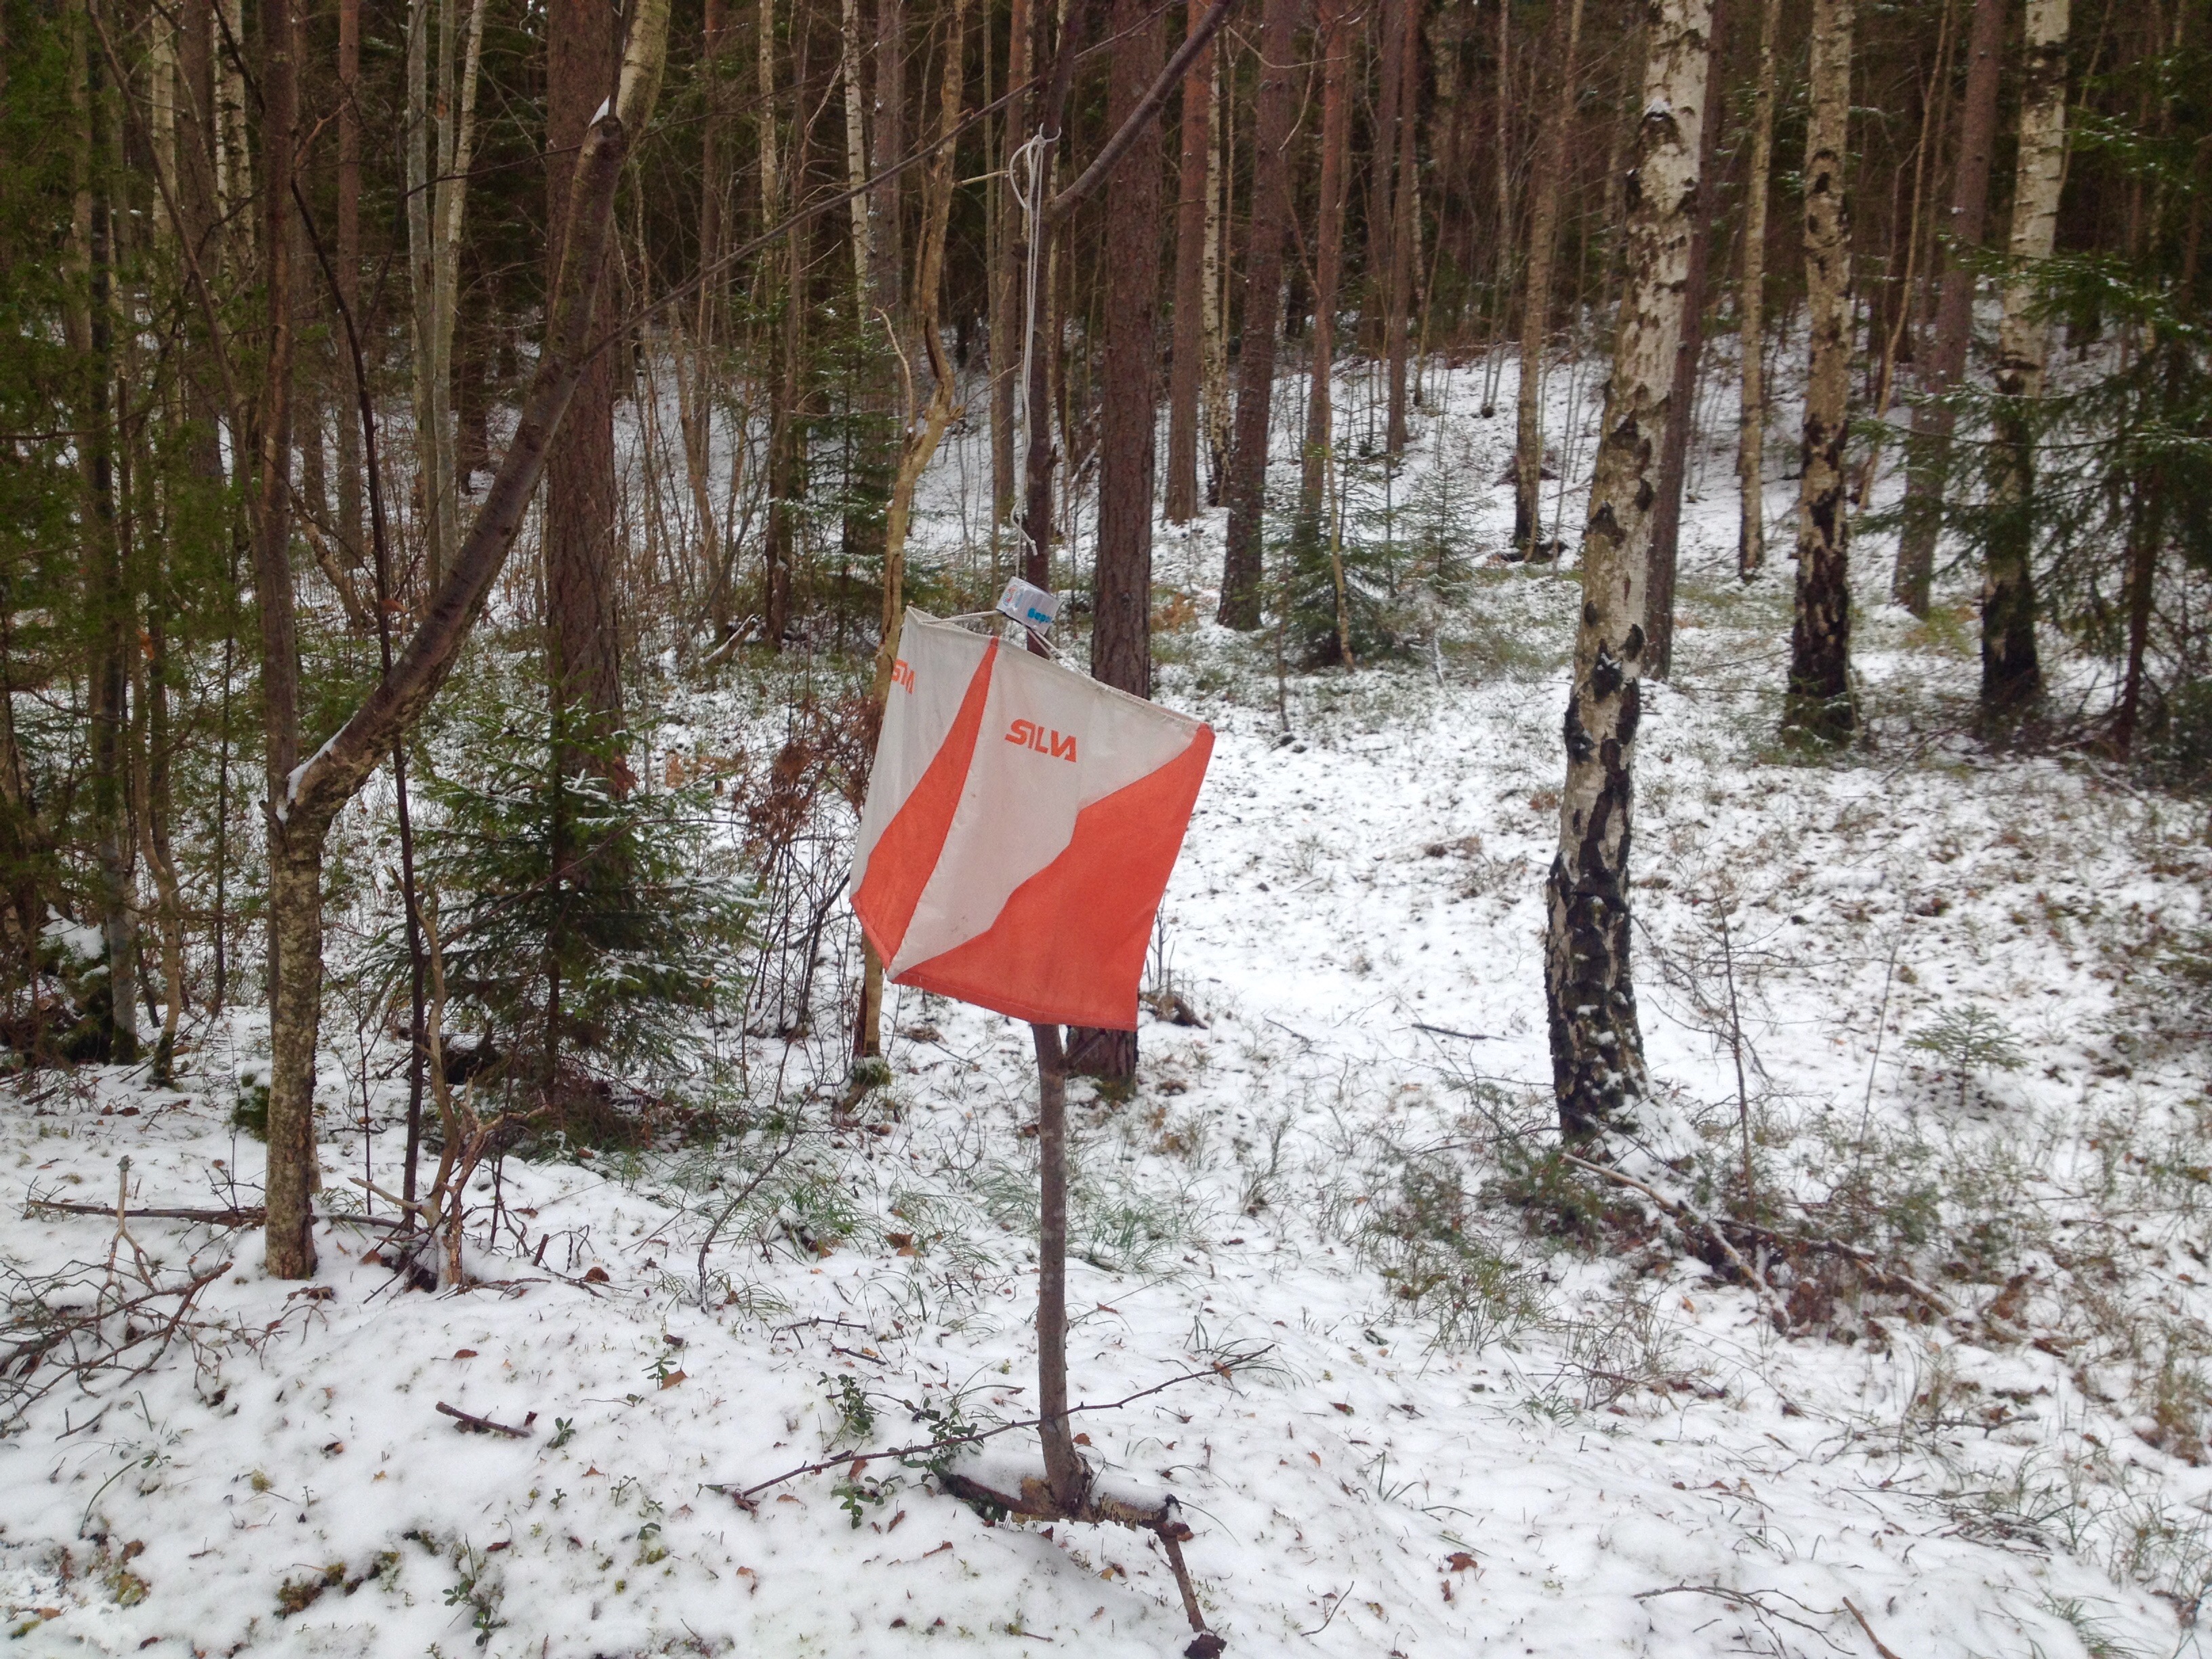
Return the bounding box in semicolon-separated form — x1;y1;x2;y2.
1164;0;1212;524
1384;0;1420;458
546;0;624;752
1068;0;1165;1085
1644;0;1725;679
1980;0;2068;717
870;0;905;324
1513;0;1586;558
1782;0;1857;747
335;0;362;562
1544;0;1712;1142
1298;0;1351;523
1368;0;1408;357
1734;0;1778;577
1216;0;1297;631
1892;0;2005;615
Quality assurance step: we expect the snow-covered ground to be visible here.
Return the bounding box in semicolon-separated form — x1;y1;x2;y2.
4;347;2209;1658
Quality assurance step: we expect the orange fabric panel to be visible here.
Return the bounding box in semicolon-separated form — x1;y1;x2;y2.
852;641;999;964
895;725;1214;1029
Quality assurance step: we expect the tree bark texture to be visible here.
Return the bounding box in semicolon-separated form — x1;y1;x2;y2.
1030;1022;1086;1513
1892;0;2005;616
1216;0;1298;630
1643;0;1723;680
546;0;623;758
255;0;309;1275
1383;0;1420;457
1164;0;1213;523
1981;0;2068;717
1513;0;1586;557
1298;0;1351;525
1544;0;1711;1143
1734;0;1779;577
1782;0;1857;747
335;0;363;563
1068;0;1165;1084
990;0;1031;539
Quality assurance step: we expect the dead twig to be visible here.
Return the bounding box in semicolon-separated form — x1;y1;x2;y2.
1842;1597;1905;1659
1560;1151;1796;1330
436;1400;535;1437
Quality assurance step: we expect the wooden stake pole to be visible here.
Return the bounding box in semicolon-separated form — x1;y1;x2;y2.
1029;1021;1086;1512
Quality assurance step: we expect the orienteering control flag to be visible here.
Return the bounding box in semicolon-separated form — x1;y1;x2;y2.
851;610;1214;1030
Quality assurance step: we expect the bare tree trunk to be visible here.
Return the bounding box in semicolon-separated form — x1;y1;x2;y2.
1384;0;1420;457
1031;1021;1084;1511
546;0;624;758
1368;0;1408;357
257;0;672;1278
1513;0;1586;558
990;0;1031;542
1216;0;1298;630
255;0;309;1275
74;20;138;1067
1068;0;1165;1085
1019;2;1082;594
1299;0;1351;523
216;0;251;276
1164;0;1212;523
1544;0;1712;1142
1734;0;1778;577
870;0;905;325
1645;0;1726;678
1782;0;1857;747
1201;50;1229;501
1981;0;2068;717
334;0;362;563
842;0;872;290
1891;0;2005;615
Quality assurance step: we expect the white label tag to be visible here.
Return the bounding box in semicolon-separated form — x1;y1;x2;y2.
995;576;1062;634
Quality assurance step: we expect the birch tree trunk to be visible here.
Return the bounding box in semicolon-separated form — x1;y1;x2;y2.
1201;55;1229;502
1644;0;1725;678
1892;0;2005;615
1216;0;1298;630
1981;0;2069;716
1164;0;1213;523
1782;0;1857;747
842;0;871;291
1513;0;1586;558
1734;0;1778;577
1544;0;1712;1142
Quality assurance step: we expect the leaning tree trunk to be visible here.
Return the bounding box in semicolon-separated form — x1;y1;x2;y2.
1981;0;2069;719
1544;0;1713;1143
257;0;672;1279
1164;0;1213;524
1782;0;1857;747
1891;0;2005;617
1512;0;1586;558
1215;0;1298;630
1643;0;1725;680
1734;0;1779;578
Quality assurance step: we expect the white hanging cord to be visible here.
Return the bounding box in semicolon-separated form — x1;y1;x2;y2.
1007;129;1052;579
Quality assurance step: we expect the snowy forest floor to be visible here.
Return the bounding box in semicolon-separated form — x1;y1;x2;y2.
4;352;2212;1658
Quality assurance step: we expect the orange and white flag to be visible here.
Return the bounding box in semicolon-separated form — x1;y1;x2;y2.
851;609;1214;1030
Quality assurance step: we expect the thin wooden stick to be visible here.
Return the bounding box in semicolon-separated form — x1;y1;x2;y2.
435;1401;534;1437
1843;1597;1906;1659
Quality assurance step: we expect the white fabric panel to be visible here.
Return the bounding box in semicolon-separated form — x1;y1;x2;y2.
849;612;994;897
888;632;1198;974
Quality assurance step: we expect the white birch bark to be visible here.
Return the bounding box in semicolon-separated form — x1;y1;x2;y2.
1543;0;1713;1139
1734;0;1779;577
842;0;871;291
